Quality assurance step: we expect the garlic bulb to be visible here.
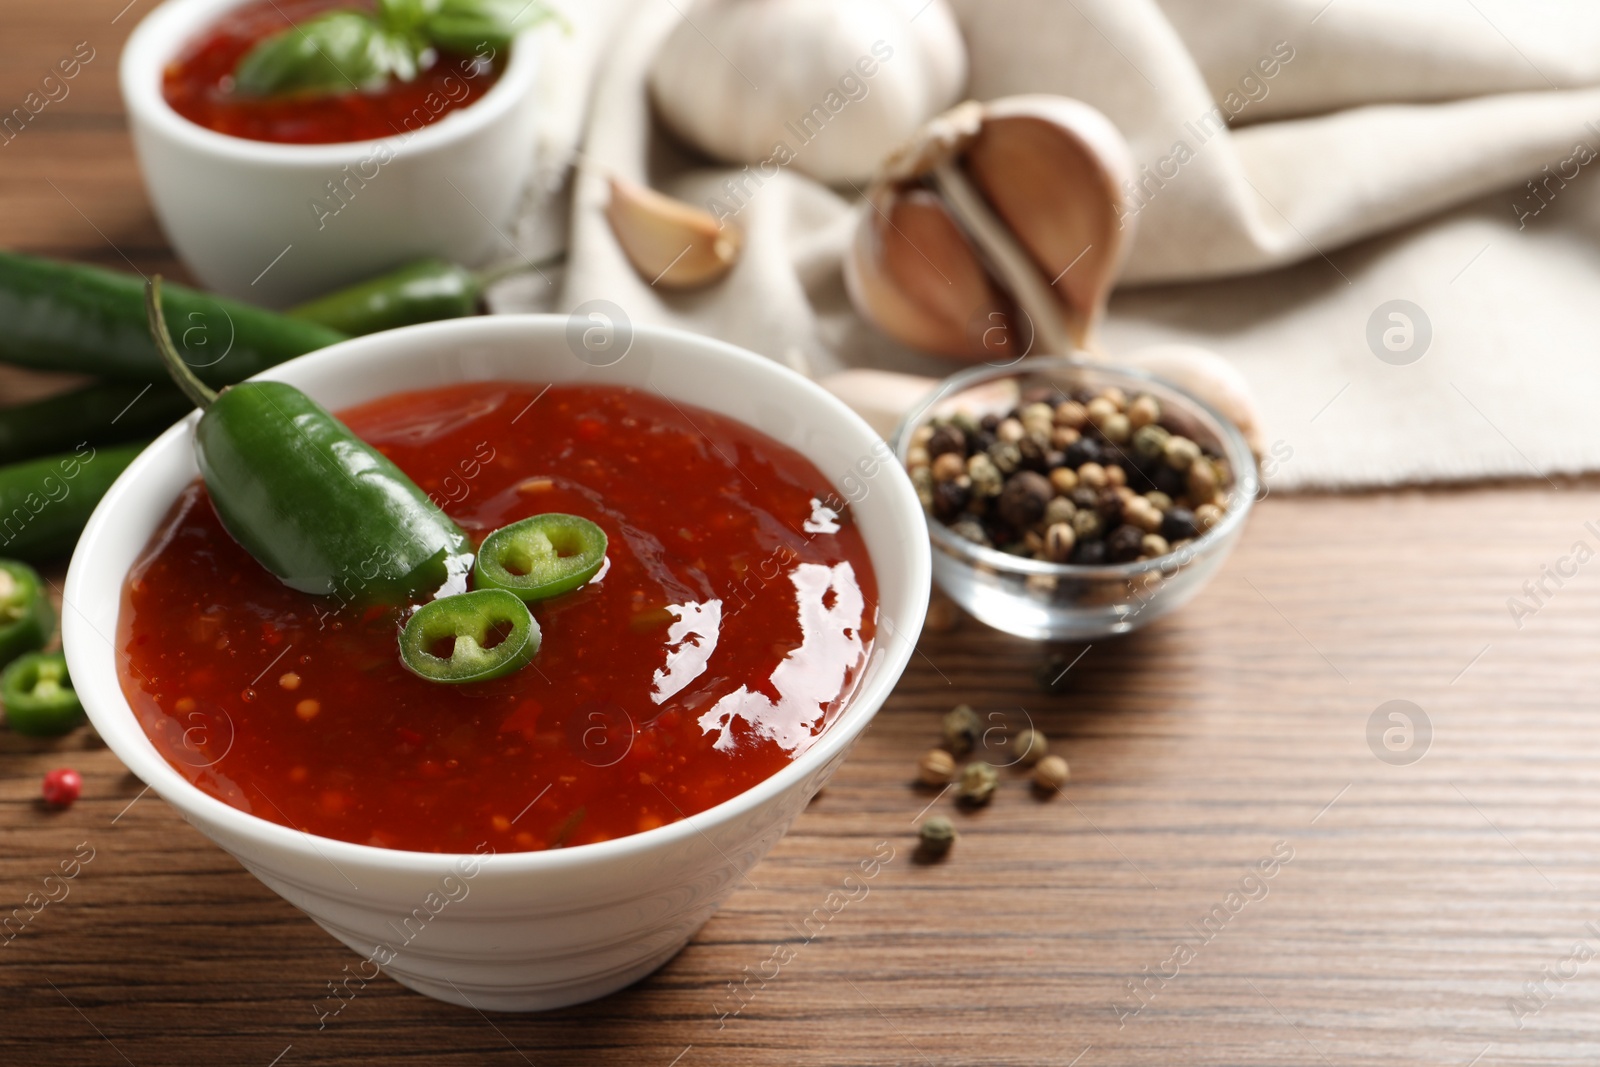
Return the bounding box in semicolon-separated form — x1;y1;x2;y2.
647;0;967;185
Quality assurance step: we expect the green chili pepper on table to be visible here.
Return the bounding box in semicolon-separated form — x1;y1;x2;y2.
148;277;472;604
0;251;345;386
2;651;84;737
474;513;608;602
288;259;484;336
0;441;147;563
0;561;53;669
398;588;540;684
0;381;192;465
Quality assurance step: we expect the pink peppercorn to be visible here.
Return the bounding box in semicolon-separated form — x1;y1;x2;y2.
41;768;82;808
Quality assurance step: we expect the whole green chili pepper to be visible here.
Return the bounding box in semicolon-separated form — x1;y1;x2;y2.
0;561;54;669
0;251;344;387
287;257;552;336
287;259;482;336
1;651;84;737
0;381;192;465
398;588;540;684
0;441;146;563
474;513;607;602
148;278;471;604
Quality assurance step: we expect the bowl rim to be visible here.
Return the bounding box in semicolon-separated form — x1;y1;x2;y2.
63;314;930;874
890;356;1259;579
118;0;543;163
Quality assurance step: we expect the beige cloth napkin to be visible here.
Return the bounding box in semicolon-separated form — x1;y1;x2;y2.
497;0;1600;490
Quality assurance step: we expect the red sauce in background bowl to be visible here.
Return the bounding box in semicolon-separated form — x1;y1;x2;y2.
161;0;503;144
117;383;879;853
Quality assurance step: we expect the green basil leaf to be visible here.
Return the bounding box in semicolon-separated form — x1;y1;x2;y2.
233;10;419;97
423;0;556;54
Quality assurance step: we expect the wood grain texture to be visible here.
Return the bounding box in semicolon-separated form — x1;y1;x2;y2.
4;7;1600;1067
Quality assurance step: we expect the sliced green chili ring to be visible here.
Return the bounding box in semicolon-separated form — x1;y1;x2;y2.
399;589;540;684
2;652;84;737
474;514;608;602
0;561;54;669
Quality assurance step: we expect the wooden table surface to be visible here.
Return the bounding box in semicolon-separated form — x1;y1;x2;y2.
6;5;1600;1066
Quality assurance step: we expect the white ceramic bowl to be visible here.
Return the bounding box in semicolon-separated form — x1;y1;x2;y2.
63;316;930;1011
120;0;541;306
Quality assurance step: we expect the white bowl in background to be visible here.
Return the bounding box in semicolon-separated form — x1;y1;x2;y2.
63;316;930;1011
119;0;541;306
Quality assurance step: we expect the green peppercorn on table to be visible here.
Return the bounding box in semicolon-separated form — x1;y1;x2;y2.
7;8;1600;1064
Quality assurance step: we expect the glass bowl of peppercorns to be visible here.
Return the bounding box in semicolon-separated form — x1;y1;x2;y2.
893;357;1258;640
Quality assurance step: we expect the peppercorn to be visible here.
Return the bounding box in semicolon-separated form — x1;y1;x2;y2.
1140;533;1170;558
912;467;934;509
1122;495;1162;533
1050;426;1081;451
1187;457;1218;504
1099;386;1127;409
1069;485;1099;511
1094;488;1125;523
1104;463;1127;488
931;451;966;482
979;413;1000;432
948;517;990;546
972;429;998;454
997;470;1052;529
1071;539;1107;565
1070;508;1103;541
988;440;1023;474
1132;423;1170;460
927;424;965;458
1033;755;1069;791
918;748;956;785
1127;394;1160;429
1085;396;1117;427
1106;524;1144;562
918;815;956;857
949;412;980;439
1054;399;1087;429
1044;522;1075;562
967;452;1004;497
1161;507;1198;542
1016;434;1051;473
911;424;935;448
1152;464;1186;498
1100;412;1131;445
1020;402;1054;436
997;418;1025;443
934;477;973;520
1164;435;1201;471
1043;496;1076;527
1146;490;1173;511
957;762;999;805
1063;437;1102;468
905;446;930;470
1077;462;1108;489
1012;727;1048;766
41;767;82;808
1049;466;1079;494
1195;502;1224;532
943;704;981;754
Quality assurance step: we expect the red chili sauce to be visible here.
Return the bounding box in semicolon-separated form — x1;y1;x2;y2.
161;0;503;144
117;383;878;853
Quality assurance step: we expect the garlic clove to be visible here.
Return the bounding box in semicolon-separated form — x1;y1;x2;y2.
604;176;743;290
963;96;1137;349
848;95;1136;362
845;185;1019;361
1122;343;1265;457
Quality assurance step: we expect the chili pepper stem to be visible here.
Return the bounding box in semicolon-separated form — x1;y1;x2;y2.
145;277;218;411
